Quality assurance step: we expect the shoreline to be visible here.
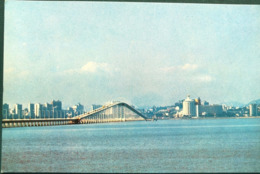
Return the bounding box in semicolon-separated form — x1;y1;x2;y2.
162;116;260;120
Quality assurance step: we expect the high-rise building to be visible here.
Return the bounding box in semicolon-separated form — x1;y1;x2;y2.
195;97;201;117
200;104;223;116
51;100;62;111
44;103;53;118
175;99;184;109
249;104;257;116
72;103;84;114
201;101;209;105
183;95;196;116
14;104;22;119
92;104;102;110
28;103;35;118
34;103;43;118
67;107;75;117
53;107;58;118
2;103;9;119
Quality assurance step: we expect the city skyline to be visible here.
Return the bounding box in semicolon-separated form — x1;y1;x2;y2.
3;95;259;112
3;1;260;108
2;95;259;121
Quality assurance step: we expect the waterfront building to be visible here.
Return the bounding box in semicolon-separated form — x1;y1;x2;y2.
67;107;75;117
51;100;62;111
72;103;84;114
44;103;53;118
2;103;9;119
195;97;201;117
249;104;257;116
222;104;228;112
28;103;35;118
34;103;43;118
23;108;29;118
175;100;184;109
201;101;209;106
200;104;223;116
183;95;196;116
62;109;68;118
50;100;62;118
53;107;58;118
14;104;22;119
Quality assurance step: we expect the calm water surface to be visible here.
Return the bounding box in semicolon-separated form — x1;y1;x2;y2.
2;118;260;172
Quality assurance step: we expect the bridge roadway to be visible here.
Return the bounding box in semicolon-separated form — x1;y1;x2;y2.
2;102;149;128
2;118;77;128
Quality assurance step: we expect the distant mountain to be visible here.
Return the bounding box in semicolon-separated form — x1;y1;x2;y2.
247;99;260;105
221;99;260;107
221;101;246;107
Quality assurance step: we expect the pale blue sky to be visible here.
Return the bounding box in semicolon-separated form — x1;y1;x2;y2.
3;1;260;109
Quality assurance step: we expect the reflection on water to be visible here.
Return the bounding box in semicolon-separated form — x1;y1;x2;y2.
2;118;260;172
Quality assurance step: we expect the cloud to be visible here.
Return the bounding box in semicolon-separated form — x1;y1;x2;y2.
64;61;115;75
160;63;198;73
181;64;198;70
197;75;213;82
160;66;177;73
80;62;109;73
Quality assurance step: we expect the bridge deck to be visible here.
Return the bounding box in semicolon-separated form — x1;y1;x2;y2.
2;118;77;123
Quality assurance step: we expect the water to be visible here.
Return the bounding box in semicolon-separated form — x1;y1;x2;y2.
2;118;260;173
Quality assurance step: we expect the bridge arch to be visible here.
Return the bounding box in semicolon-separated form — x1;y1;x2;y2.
76;102;147;122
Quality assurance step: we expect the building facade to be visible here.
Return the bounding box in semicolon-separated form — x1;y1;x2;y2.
200;104;223;116
28;103;35;118
34;103;43;118
14;104;23;119
51;100;62;111
249;104;257;116
2;103;9;119
44;103;53;118
92;104;102;111
182;95;196;116
72;103;84;115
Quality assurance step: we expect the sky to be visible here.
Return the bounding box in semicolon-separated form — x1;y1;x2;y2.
3;1;260;110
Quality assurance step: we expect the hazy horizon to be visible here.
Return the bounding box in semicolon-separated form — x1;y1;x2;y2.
3;1;260;109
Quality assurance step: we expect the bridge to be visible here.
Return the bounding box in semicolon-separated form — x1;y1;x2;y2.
74;101;147;123
2;102;148;128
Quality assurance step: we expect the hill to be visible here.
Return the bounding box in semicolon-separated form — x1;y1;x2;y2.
221;101;246;107
247;99;260;105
